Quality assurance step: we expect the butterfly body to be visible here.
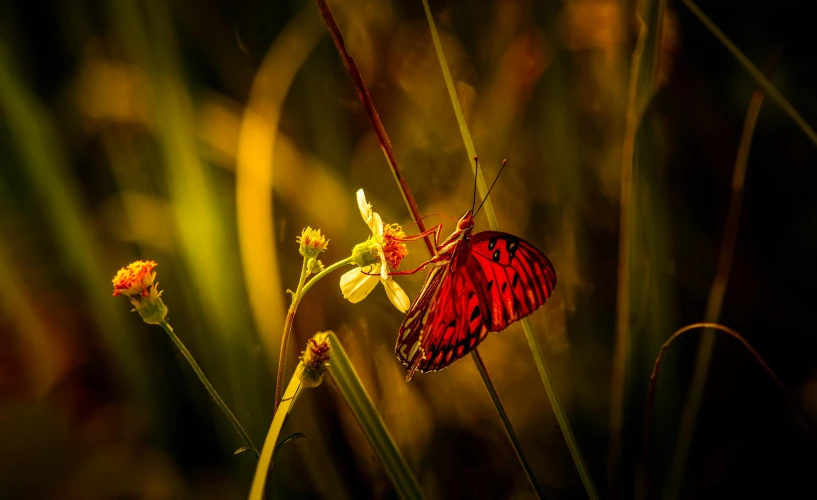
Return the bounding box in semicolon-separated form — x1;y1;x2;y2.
395;210;556;381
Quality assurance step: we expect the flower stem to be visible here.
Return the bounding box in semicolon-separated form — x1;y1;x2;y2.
274;257;310;413
274;255;356;413
158;320;258;458
300;256;355;298
249;374;303;500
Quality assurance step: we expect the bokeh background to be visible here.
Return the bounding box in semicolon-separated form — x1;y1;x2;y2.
2;0;817;498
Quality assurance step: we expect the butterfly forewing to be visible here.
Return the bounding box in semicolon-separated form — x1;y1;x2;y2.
470;231;557;331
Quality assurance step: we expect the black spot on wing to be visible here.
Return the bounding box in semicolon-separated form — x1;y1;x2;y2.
492;249;500;262
470;307;480;321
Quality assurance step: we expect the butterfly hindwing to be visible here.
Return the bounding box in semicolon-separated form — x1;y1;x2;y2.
469;231;557;331
416;263;488;372
395;246;489;374
395;265;446;366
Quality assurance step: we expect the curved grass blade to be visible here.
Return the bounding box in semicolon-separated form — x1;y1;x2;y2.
663;52;778;500
274;432;309;457
644;322;817;499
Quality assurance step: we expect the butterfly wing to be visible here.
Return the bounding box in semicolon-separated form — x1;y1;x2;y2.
469;231;557;331
396;247;489;378
395;264;447;367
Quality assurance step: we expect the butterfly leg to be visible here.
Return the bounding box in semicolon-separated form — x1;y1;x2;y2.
393;223;444;249
385;253;452;276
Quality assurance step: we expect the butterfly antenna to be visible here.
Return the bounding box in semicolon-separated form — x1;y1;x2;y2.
471;156;479;213
474;159;508;216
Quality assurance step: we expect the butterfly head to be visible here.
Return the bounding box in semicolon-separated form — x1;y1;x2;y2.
457;210;475;233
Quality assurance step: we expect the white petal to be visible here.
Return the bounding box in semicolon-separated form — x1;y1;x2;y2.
382;277;410;313
339;265;380;303
370;211;384;242
356;189;372;225
376;245;388;279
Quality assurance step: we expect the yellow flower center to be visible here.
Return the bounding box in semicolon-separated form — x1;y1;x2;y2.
382;223;408;270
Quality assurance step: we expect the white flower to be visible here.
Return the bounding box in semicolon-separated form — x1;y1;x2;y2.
340;189;410;312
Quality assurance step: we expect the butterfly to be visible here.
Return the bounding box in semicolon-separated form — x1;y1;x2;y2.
390;158;557;381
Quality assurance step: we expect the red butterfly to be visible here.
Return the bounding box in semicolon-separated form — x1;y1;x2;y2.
390;159;557;381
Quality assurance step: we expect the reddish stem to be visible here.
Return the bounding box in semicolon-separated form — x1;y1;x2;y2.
314;0;434;256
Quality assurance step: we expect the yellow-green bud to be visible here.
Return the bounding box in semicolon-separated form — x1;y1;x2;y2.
351;237;381;268
296;331;332;388
297;227;328;259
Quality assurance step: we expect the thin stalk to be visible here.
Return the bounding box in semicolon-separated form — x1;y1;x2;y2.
609;4;646;497
313;0;434;257
301;256;356;297
663;52;779;500
644;322;817;499
249;375;303;500
680;0;817;148
275;257;310;413
274;256;355;413
472;350;545;498
159;320;258;458
326;332;425;500
420;1;597;498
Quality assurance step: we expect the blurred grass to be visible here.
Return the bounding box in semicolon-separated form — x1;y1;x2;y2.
109;0;267;457
1;0;815;498
0;42;152;405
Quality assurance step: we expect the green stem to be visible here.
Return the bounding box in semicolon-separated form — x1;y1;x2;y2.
420;1;597;497
249;375;303;500
159;320;258;458
326;332;425;500
274;257;310;413
300;256;355;298
680;0;817;148
274;255;355;413
472;350;545;498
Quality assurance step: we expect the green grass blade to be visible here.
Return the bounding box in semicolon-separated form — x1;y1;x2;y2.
249;376;302;500
420;2;598;498
681;0;817;148
326;332;425;500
